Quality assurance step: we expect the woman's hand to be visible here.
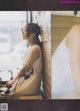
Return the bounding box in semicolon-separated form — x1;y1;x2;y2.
6;81;13;89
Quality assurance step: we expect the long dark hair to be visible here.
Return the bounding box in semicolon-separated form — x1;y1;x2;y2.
25;23;42;47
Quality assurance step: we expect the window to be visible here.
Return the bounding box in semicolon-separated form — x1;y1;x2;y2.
0;11;27;81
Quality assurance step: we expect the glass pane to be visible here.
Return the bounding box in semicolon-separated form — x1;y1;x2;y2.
0;11;27;81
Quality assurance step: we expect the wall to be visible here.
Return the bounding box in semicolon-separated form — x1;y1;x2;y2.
51;14;80;54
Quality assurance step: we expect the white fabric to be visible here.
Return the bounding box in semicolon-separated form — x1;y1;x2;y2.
52;37;76;98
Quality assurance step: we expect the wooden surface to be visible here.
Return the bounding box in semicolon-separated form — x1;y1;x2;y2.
17;95;42;100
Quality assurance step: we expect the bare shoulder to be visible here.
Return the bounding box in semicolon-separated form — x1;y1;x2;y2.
69;24;80;41
70;25;80;36
32;45;40;52
31;45;40;58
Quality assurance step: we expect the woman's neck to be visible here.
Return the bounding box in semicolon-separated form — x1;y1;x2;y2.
28;42;37;46
27;39;37;46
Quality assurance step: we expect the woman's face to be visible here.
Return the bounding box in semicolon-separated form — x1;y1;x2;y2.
21;25;36;44
21;27;27;40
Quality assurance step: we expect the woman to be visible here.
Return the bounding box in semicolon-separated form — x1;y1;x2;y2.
52;24;80;99
0;23;42;99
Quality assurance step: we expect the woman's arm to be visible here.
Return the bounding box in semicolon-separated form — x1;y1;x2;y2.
68;25;80;92
6;46;40;88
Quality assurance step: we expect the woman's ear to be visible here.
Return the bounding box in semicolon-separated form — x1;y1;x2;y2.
31;33;36;38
